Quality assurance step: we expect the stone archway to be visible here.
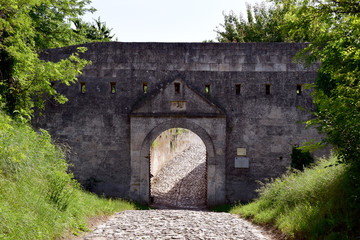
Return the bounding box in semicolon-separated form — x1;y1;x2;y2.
129;117;226;206
149;128;207;209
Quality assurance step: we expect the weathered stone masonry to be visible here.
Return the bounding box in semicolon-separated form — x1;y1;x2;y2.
35;42;322;206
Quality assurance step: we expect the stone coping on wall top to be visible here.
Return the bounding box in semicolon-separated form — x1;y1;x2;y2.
130;112;226;118
43;42;310;53
41;42;318;73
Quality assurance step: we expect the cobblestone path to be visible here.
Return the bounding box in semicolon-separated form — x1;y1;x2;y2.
151;144;206;209
82;209;272;240
80;143;273;239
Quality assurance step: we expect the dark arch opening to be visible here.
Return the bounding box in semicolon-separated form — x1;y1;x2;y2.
149;128;207;209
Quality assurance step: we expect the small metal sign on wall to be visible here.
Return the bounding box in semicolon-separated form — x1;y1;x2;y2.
235;157;249;168
235;147;249;168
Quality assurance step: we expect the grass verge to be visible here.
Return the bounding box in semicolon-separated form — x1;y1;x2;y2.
230;156;360;240
0;112;138;239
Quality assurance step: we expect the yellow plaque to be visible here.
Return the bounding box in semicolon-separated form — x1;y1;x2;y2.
237;148;246;156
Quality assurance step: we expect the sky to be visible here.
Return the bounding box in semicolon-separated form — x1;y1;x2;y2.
83;0;264;42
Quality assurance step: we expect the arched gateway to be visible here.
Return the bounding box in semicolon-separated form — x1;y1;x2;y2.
36;42;324;206
129;79;226;205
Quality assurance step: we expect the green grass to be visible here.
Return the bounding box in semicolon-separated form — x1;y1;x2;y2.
230;156;360;240
0;112;138;239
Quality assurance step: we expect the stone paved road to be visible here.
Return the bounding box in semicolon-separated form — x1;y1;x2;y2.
80;143;274;240
151;144;206;209
82;209;272;240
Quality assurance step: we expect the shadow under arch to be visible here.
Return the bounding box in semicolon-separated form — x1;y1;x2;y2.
131;118;219;206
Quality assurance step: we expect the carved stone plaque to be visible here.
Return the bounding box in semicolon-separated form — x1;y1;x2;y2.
170;101;187;111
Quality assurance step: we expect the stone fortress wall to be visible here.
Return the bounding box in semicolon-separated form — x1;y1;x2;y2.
36;42;323;205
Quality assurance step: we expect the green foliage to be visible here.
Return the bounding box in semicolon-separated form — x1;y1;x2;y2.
231;156;360;239
0;0;115;121
216;1;360;164
0;0;93;120
27;0;95;49
290;146;314;170
210;204;233;213
151;139;159;149
73;17;115;42
215;2;305;43
0;111;137;239
276;0;360;164
173;128;188;136
47;170;75;211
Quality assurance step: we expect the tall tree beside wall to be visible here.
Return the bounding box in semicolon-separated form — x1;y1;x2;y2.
277;0;360;164
216;0;360;164
215;1;311;43
0;0;114;121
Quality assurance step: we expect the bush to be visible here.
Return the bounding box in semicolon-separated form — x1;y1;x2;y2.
290;146;314;171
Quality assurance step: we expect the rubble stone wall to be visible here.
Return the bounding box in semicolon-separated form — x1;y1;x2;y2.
35;42;325;205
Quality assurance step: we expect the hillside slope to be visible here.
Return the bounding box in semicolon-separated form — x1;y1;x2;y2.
231;156;360;239
0;112;136;239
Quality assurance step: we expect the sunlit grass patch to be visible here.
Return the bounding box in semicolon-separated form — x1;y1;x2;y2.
231;156;360;239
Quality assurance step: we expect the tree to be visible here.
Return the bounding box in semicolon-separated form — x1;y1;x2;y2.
27;0;95;49
73;17;115;42
216;0;360;163
0;0;114;121
215;2;308;42
274;0;360;163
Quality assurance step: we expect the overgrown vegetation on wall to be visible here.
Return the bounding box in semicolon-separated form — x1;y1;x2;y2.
231;156;360;239
0;111;137;239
